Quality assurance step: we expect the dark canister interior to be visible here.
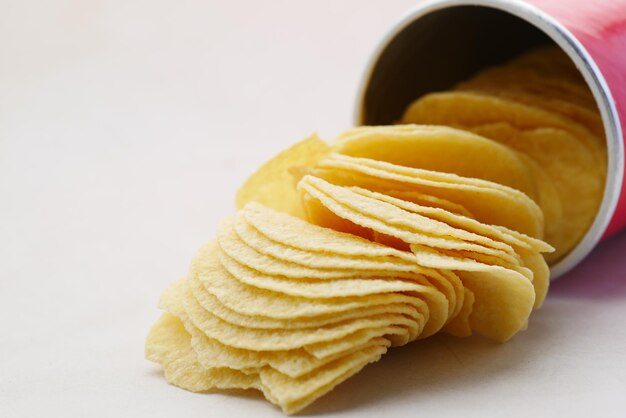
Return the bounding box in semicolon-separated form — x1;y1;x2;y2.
359;5;554;125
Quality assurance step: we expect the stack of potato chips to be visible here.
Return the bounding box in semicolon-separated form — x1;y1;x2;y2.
146;47;606;414
402;47;606;262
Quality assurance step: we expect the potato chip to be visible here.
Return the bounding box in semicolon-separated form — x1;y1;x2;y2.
347;184;552;253
334;137;561;256
410;245;536;342
466;123;603;262
299;175;528;262
242;201;417;259
401;91;605;166
508;46;588;85
347;185;529;257
236;134;330;218
456;84;604;136
146;313;260;391
146;312;389;415
218;248;424;299
517;250;550;308
373;188;474;218
333;124;538;199
438;247;533;281
188;273;423;330
259;344;387;415
313;154;544;238
219;219;422;279
193;243;429;320
232;213;419;271
513;154;562;250
190;323;390;378
192;306;389;371
216;250;453;338
183;279;421;351
442;287;474;338
150;147;555;413
457;65;596;109
164;282;395;378
219;223;391;279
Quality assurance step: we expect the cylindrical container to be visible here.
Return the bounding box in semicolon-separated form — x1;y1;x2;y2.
355;0;626;278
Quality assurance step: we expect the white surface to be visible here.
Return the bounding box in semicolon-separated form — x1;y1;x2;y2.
1;1;626;417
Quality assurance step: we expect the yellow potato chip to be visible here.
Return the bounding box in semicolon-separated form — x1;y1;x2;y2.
220;225;376;278
242;201;418;259
458;65;595;109
192;324;392;380
437;247;533;281
188;273;423;330
374;188;474;218
346;186;529;257
164;284;395;378
513;154;562;249
456;83;604;137
508;46;587;84
183;279;421;351
434;269;466;322
301;326;405;359
146;313;260;391
313;154;544;238
299;175;523;262
147;312;389;415
466;123;603;261
232;213;419;272
347;185;552;253
217;248;452;338
218;219;421;279
333;124;538;199
410;245;536;342
193;242;430;320
218;248;424;298
192;326;391;379
236;134;330;218
518;250;550;308
442;287;475;338
401;91;605;167
259;344;387;415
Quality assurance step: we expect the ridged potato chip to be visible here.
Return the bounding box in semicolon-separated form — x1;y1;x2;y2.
311;154;544;238
146;313;261;392
509;46;586;83
466;123;603;262
455;65;596;109
299;175;521;262
195;244;427;320
190;324;391;379
401;91;605;167
147;311;389;415
456;83;604;136
166;280;396;374
236;134;330;218
333;124;538;198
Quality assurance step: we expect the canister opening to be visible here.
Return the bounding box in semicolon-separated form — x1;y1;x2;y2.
355;0;623;278
359;6;552;125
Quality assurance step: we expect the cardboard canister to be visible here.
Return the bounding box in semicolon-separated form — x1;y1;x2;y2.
355;0;626;278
